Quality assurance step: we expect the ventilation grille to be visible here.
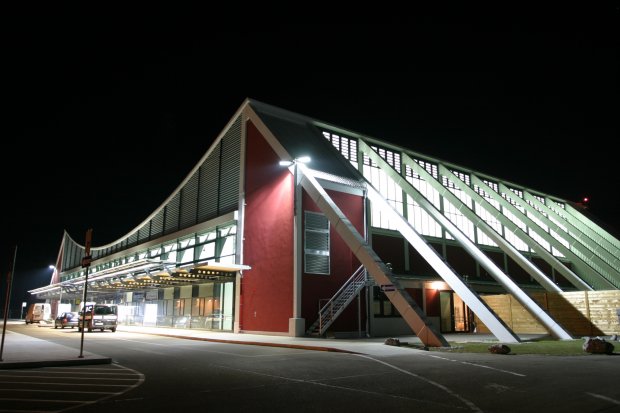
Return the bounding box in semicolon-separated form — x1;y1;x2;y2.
305;211;330;275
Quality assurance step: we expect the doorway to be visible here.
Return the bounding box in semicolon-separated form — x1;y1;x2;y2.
439;291;473;333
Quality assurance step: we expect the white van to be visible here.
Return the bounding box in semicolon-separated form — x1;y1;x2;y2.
78;304;118;332
25;303;52;324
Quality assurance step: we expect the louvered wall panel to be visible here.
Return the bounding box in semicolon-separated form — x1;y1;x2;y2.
180;171;199;229
164;193;180;235
127;232;138;248
75;242;83;268
306;255;329;274
138;222;150;243
71;241;80;269
59;116;242;270
151;209;164;239
198;142;220;222
219;117;241;213
61;236;71;271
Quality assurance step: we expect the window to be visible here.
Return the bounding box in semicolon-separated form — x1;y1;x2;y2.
304;211;330;274
373;287;401;317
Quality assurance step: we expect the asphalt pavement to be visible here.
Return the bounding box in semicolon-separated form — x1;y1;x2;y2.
0;319;530;370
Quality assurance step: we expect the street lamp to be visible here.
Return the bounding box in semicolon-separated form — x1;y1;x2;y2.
279;156;311;167
279;156;311;337
279;156;311;210
48;265;62;315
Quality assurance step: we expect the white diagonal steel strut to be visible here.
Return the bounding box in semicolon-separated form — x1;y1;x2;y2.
471;176;600;291
435;165;562;292
365;184;520;343
450;173;593;291
361;146;569;340
523;191;620;282
297;164;450;347
497;182;617;290
444;168;591;292
560;202;620;255
306;165;519;343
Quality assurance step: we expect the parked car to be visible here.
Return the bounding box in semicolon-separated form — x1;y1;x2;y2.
54;311;79;329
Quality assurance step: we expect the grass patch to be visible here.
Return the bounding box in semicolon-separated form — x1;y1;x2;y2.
422;339;594;356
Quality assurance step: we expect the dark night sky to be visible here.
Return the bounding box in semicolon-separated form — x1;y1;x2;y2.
1;5;618;315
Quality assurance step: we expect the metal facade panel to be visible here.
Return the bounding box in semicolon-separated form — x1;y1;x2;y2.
180;171;199;229
127;231;138;248
150;208;164;239
219;116;241;214
138;222;150;243
305;255;329;274
164;193;180;235
198;142;220;222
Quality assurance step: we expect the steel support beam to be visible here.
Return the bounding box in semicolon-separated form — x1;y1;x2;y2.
297;164;450;347
498;183;616;290
434;165;561;292
524;191;620;283
470;176;598;290
362;146;570;339
445;172;590;291
561;202;620;253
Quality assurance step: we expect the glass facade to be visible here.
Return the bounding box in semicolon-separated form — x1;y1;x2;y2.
322;128;572;260
60;222;238;332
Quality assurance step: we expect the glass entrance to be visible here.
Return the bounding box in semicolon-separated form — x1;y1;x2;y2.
439;291;473;333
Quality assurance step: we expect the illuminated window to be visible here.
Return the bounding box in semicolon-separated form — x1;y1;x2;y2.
363;145;405;230
322;131;358;168
442;171;475;242
404;163;442;237
373;286;401;317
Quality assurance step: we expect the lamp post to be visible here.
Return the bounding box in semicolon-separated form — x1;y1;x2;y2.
49;265;61;313
279;156;311;337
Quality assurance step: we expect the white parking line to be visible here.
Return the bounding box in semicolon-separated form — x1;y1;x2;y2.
428;355;526;377
356;354;484;413
586;392;620;405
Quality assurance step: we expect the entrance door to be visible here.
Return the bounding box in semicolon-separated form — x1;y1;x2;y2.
439;291;472;333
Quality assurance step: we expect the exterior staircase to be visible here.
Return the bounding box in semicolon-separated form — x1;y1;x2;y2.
306;265;368;336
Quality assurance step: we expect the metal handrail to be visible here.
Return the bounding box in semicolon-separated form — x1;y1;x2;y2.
317;265;366;335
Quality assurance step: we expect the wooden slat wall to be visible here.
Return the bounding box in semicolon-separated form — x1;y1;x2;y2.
475;290;620;336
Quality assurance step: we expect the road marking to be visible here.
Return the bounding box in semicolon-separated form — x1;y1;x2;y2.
356;355;483;413
428;355;526;377
0;388;116;395
586;392;620;405
309;372;390;382
0;381;130;387
62;364;144;413
211;363;474;409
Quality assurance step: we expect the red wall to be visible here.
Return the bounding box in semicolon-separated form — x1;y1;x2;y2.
405;287;423;306
241;121;294;333
425;288;440;317
301;189;365;332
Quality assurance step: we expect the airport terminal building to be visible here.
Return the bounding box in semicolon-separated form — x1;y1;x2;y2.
31;99;620;346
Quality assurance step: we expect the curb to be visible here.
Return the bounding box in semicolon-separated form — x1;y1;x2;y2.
125;330;360;354
0;357;112;370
